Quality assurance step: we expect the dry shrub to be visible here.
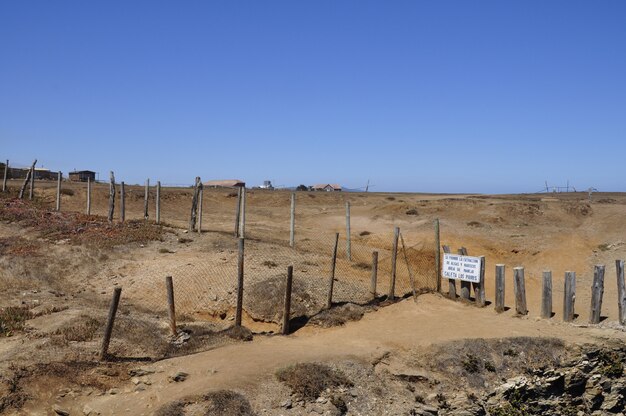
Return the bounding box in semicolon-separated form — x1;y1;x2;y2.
53;316;102;342
405;208;418;216
154;390;255;416
309;303;366;328
0;237;40;256
359;231;371;236
467;221;483;227
352;261;370;270
0;306;31;336
59;188;74;196
262;260;278;268
276;362;352;400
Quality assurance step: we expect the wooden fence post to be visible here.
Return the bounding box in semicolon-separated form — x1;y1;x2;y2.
100;287;122;361
389;226;400;300
541;271;552;319
617;260;626;325
197;185;203;233
239;187;246;238
235;238;245;326
165;276;177;336
346;201;351;261
289;192;296;247
107;171;115;223
563;271;576;322
443;245;456;299
589;265;605;324
2;159;7;192
144;179;149;220
86;177;91;215
156;181;161;224
434;219;441;292
458;247;471;300
120;181;125;223
55;171;62;212
282;266;293;335
18;159;36;200
327;233;339;309
475;256;486;307
189;177;200;231
495;264;505;312
513;267;528;315
234;187;242;237
370;251;378;300
28;164;35;200
400;233;418;300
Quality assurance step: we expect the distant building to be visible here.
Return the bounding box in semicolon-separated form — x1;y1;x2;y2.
203;179;245;188
312;184;342;192
34;168;59;180
69;170;96;182
259;180;274;190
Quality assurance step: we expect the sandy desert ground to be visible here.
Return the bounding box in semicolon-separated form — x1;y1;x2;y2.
1;179;626;415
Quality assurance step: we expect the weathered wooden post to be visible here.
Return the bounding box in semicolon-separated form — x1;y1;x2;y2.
563;271;576;322
165;276;177;336
327;233;339;309
144;179;149;220
495;264;505;312
197;184;203;233
513;267;528;315
239;187;246;238
235;238;245;326
156;181;161;224
189;177;200;231
234;187;242;237
100;287;122;361
458;247;471;300
107;172;115;223
2;159;8;192
389;226;400;300
346;201;351;261
370;251;378;300
289;192;296;247
434;219;441;292
120;181;125;223
475;256;486;307
541;271;552;319
282;266;293;335
28;164;35;200
617;260;626;325
55;171;62;211
443;245;456;299
18;159;36;200
86;177;92;215
589;265;605;324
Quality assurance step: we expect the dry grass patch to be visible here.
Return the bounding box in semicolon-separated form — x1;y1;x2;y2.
276;362;352;401
0;306;31;336
154;390;255;416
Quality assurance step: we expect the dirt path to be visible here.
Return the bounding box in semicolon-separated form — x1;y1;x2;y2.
45;294;626;415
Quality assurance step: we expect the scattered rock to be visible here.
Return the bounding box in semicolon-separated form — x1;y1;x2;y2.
169;371;189;382
53;405;70;416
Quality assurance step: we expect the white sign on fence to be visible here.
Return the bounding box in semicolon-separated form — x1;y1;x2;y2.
442;253;482;283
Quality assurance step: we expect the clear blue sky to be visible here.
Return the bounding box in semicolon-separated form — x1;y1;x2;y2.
1;1;625;193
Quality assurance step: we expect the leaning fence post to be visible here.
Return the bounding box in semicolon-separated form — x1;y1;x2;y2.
475;256;486;307
495;264;505;312
120;181;125;223
156;181;161;224
289;192;296;247
108;172;116;223
370;251;378;300
234;187;242;237
282;266;293;335
55;171;62;211
235;238;245;326
541;271;552;319
28;164;35;200
197;184;203;233
100;287;122;361
389;226;400;300
327;233;339;309
458;247;471;300
165;276;177;336
513;267;528;315
18;159;36;200
617;260;626;325
86;177;92;215
144;179;149;220
589;265;605;324
345;201;351;261
434;219;441;292
563;271;576;322
443;245;456;299
2;159;7;192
